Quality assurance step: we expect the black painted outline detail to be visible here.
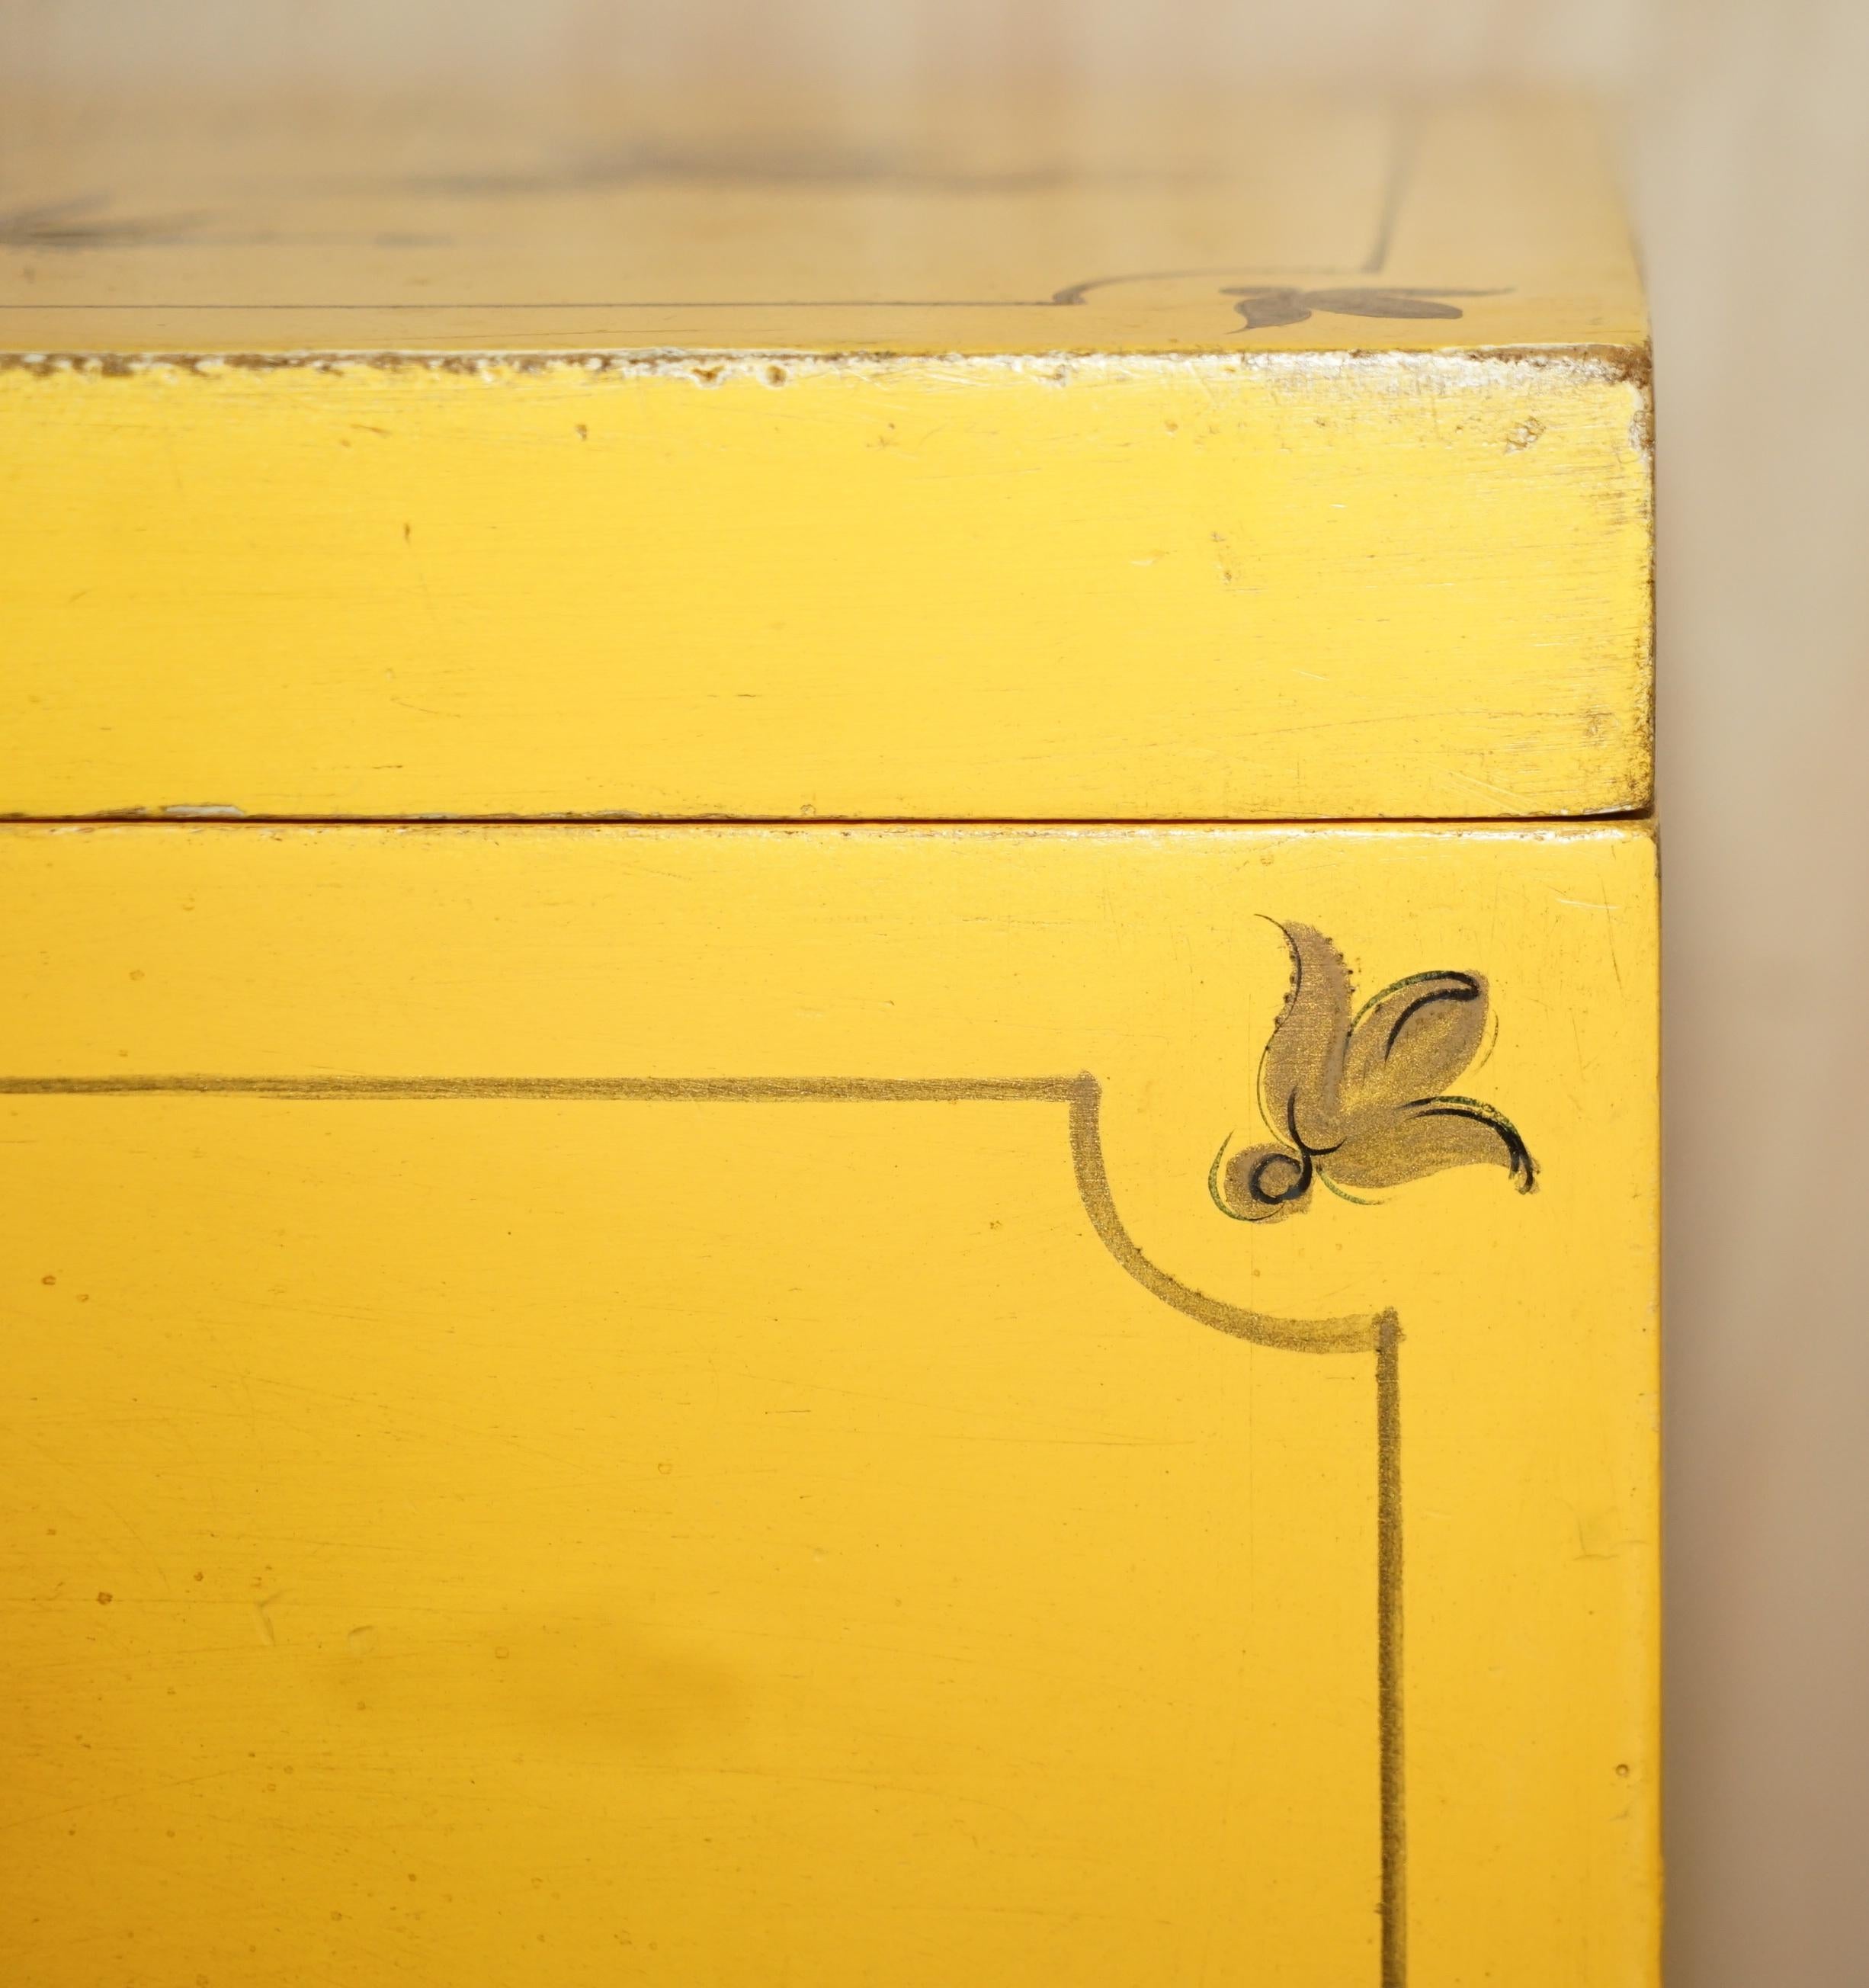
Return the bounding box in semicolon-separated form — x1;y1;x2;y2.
0;1066;1406;1983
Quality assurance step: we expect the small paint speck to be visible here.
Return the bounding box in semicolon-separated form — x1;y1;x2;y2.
96;1591;112;1605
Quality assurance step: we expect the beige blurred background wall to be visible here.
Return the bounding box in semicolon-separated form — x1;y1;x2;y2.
7;1;1867;1980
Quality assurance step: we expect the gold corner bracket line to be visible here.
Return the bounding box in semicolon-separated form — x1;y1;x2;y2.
0;1068;1387;1354
0;1063;1409;1988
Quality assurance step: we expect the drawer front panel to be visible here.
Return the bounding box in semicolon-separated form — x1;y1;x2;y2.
0;823;1657;1987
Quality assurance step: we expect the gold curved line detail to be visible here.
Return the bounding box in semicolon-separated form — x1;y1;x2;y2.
1062;1079;1380;1355
0;1069;1383;1355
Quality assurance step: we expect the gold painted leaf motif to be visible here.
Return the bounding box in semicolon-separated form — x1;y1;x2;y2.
1213;923;1536;1223
1220;285;1492;331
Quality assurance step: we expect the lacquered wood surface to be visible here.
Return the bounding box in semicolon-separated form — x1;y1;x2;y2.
0;822;1659;1988
0;95;1650;821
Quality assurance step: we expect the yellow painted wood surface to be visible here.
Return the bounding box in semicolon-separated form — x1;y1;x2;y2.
0;822;1659;1988
0;97;1650;821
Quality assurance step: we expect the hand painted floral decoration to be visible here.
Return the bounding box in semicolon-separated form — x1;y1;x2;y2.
1222;284;1494;330
1211;922;1537;1223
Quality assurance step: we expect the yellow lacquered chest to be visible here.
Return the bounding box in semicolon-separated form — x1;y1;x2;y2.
0;93;1656;1988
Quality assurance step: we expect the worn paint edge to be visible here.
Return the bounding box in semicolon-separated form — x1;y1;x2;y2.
0;342;1650;389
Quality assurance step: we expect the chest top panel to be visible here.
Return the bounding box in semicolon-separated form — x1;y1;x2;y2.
0;92;1649;820
1;93;1641;356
